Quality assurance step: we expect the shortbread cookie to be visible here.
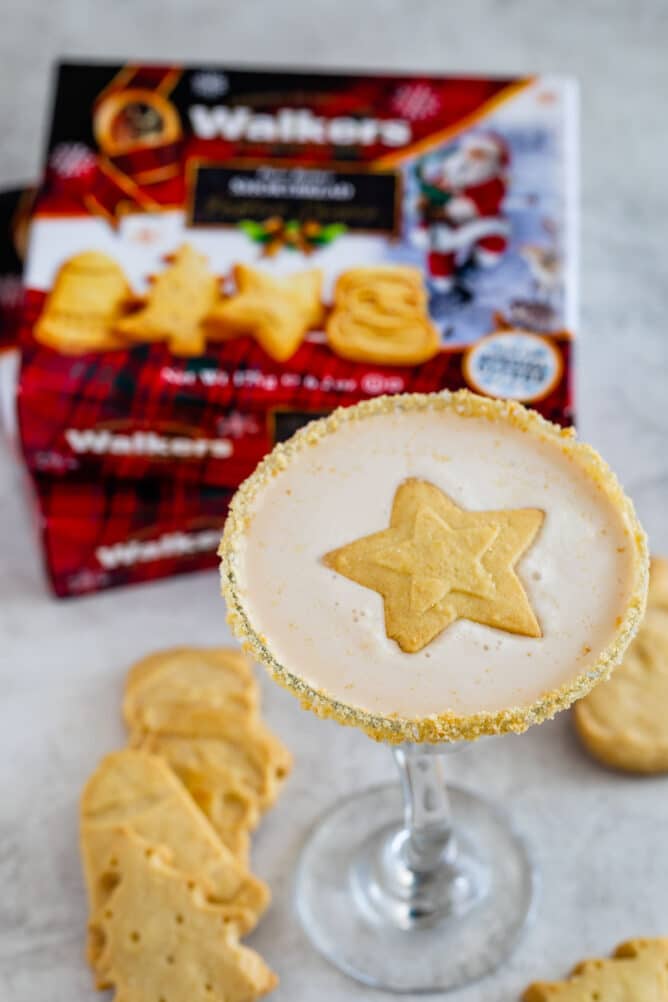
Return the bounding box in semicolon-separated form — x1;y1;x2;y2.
204;265;323;362
136;719;292;815
123;646;291;859
523;937;668;1000
80;749;269;951
116;243;219;356
574;556;668;773
236;265;323;329
326;265;440;366
324;477;544;653
91;829;277;1001
177;766;256;863
35;250;132;354
123;646;258;737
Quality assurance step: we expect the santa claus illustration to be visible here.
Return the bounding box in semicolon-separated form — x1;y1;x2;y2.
415;132;511;292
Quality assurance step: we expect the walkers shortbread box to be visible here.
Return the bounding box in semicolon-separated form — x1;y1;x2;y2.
17;62;577;595
19;63;578;493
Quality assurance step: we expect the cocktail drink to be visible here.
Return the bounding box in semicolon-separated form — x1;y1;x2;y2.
219;391;648;992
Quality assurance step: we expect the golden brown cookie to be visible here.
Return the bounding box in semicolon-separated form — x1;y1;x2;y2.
35;251;132;354
324;477;544;653
176;767;256;864
333;265;425;301
90;829;277;1001
574;556;668;773
124;646;291;857
326;265;440;366
237;265;323;329
522;937;668;1000
203;264;323;362
135;717;292;816
80;749;269;958
116;243;219;356
123;646;258;737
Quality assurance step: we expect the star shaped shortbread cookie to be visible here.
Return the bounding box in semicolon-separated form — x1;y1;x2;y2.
204;265;323;362
323;478;544;653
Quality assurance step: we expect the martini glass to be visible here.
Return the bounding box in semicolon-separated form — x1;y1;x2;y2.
219;392;648;993
294;739;534;993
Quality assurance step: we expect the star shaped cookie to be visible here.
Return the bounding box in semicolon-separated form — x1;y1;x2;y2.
323;478;544;653
204;265;323;362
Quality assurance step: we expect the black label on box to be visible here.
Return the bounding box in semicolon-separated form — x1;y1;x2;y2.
271;409;330;443
189;162;399;234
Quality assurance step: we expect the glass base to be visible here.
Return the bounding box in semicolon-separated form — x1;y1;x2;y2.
295;782;536;993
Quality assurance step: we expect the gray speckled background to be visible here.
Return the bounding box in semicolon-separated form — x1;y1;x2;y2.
1;2;667;999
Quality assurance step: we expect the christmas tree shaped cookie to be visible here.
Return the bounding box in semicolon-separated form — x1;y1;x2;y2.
91;830;277;1002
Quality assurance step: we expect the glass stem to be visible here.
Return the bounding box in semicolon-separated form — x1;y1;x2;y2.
392;743;458;873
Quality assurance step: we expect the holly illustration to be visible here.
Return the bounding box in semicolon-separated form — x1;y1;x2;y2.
239;217;346;256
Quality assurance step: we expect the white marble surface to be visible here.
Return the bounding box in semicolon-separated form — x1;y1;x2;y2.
1;2;668;1000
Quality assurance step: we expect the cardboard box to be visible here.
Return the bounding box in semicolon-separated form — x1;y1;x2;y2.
19;63;578;487
15;62;578;594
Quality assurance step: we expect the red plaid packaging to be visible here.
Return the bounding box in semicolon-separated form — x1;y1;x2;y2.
19;285;574;485
19;63;578;487
16;62;578;595
34;474;232;597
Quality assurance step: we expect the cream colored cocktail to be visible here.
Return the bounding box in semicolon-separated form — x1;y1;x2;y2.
218;391;648;993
